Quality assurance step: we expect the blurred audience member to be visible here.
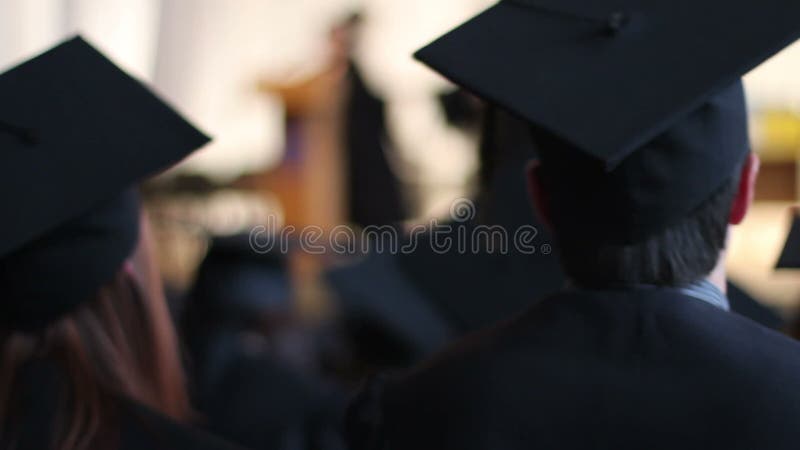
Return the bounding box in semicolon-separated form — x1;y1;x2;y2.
334;12;407;228
325;107;564;377
181;234;346;450
726;281;784;330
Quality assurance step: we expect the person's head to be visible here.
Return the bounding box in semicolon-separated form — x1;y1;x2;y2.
0;37;210;450
181;234;295;355
0;213;190;450
526;129;760;288
408;0;800;290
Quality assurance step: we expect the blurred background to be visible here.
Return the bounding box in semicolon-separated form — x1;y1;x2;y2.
4;0;800;448
0;0;491;291
3;0;800;307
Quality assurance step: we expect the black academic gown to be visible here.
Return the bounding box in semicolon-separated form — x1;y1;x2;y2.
114;402;246;450
346;287;800;450
196;335;347;450
5;363;244;450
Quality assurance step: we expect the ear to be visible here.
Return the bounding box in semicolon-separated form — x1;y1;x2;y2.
525;159;553;229
729;153;760;225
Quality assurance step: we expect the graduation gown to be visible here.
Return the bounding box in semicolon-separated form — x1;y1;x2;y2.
9;400;245;450
344;63;406;228
346;287;800;450
4;362;244;450
193;330;347;450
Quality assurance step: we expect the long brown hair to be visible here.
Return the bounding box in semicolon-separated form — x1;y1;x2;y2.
0;264;190;450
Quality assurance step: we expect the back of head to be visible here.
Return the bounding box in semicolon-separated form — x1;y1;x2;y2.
410;1;800;289
533;126;742;288
0;267;190;450
0;36;208;450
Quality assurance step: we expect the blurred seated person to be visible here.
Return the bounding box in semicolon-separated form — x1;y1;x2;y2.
325;106;563;378
0;38;239;450
181;234;346;450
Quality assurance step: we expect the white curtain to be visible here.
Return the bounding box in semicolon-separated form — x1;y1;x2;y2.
745;41;800;110
0;0;159;79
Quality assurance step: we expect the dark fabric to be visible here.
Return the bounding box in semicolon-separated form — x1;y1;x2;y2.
531;83;748;244
346;287;800;450
183;328;347;450
198;345;347;450
344;63;406;228
118;402;247;450
0;36;209;259
727;281;784;330
328;108;563;364
0;190;140;331
413;0;800;243
395;108;564;337
4;362;243;450
0;36;209;330
203;233;287;270
414;0;764;165
188;233;291;319
327;251;454;361
396;228;563;335
183;234;345;450
776;214;800;269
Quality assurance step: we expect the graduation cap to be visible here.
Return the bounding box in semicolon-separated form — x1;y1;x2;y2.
190;233;292;318
414;0;800;243
776;211;800;269
326;252;454;362
0;36;210;331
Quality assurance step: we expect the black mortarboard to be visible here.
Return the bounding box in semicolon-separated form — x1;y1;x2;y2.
326;252;454;361
0;36;210;331
776;211;800;269
415;0;800;242
190;234;292;317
